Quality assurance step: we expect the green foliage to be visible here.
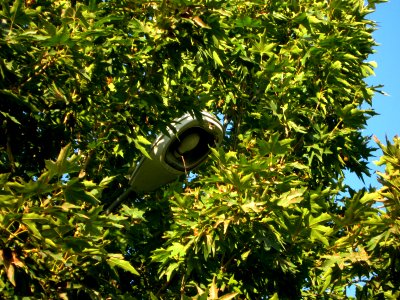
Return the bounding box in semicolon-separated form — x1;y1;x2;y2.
0;0;397;299
350;137;400;299
0;144;143;298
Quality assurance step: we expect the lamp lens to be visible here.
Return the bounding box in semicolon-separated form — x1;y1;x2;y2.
177;133;201;154
165;127;216;171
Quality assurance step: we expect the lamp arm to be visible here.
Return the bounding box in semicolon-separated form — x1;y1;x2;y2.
105;186;136;214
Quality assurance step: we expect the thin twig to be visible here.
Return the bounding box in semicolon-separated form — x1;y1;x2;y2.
4;120;16;172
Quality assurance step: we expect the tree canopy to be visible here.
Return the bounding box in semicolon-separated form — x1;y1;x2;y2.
1;0;398;299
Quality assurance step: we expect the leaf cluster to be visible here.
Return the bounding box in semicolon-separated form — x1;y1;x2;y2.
0;145;143;298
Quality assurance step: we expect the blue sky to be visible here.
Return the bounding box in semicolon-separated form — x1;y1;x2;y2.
345;1;399;294
347;0;400;189
366;0;400;142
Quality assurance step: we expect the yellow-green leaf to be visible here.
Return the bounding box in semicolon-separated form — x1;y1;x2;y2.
212;50;223;66
107;256;140;276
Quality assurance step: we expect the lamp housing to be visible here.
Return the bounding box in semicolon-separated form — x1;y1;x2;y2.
129;111;223;192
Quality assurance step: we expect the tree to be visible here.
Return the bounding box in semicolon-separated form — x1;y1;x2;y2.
0;0;396;299
344;136;400;299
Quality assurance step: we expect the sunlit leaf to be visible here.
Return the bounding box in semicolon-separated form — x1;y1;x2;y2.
212;50;223;66
107;255;140;276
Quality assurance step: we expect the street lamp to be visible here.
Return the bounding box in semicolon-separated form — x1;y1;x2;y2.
106;111;223;213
